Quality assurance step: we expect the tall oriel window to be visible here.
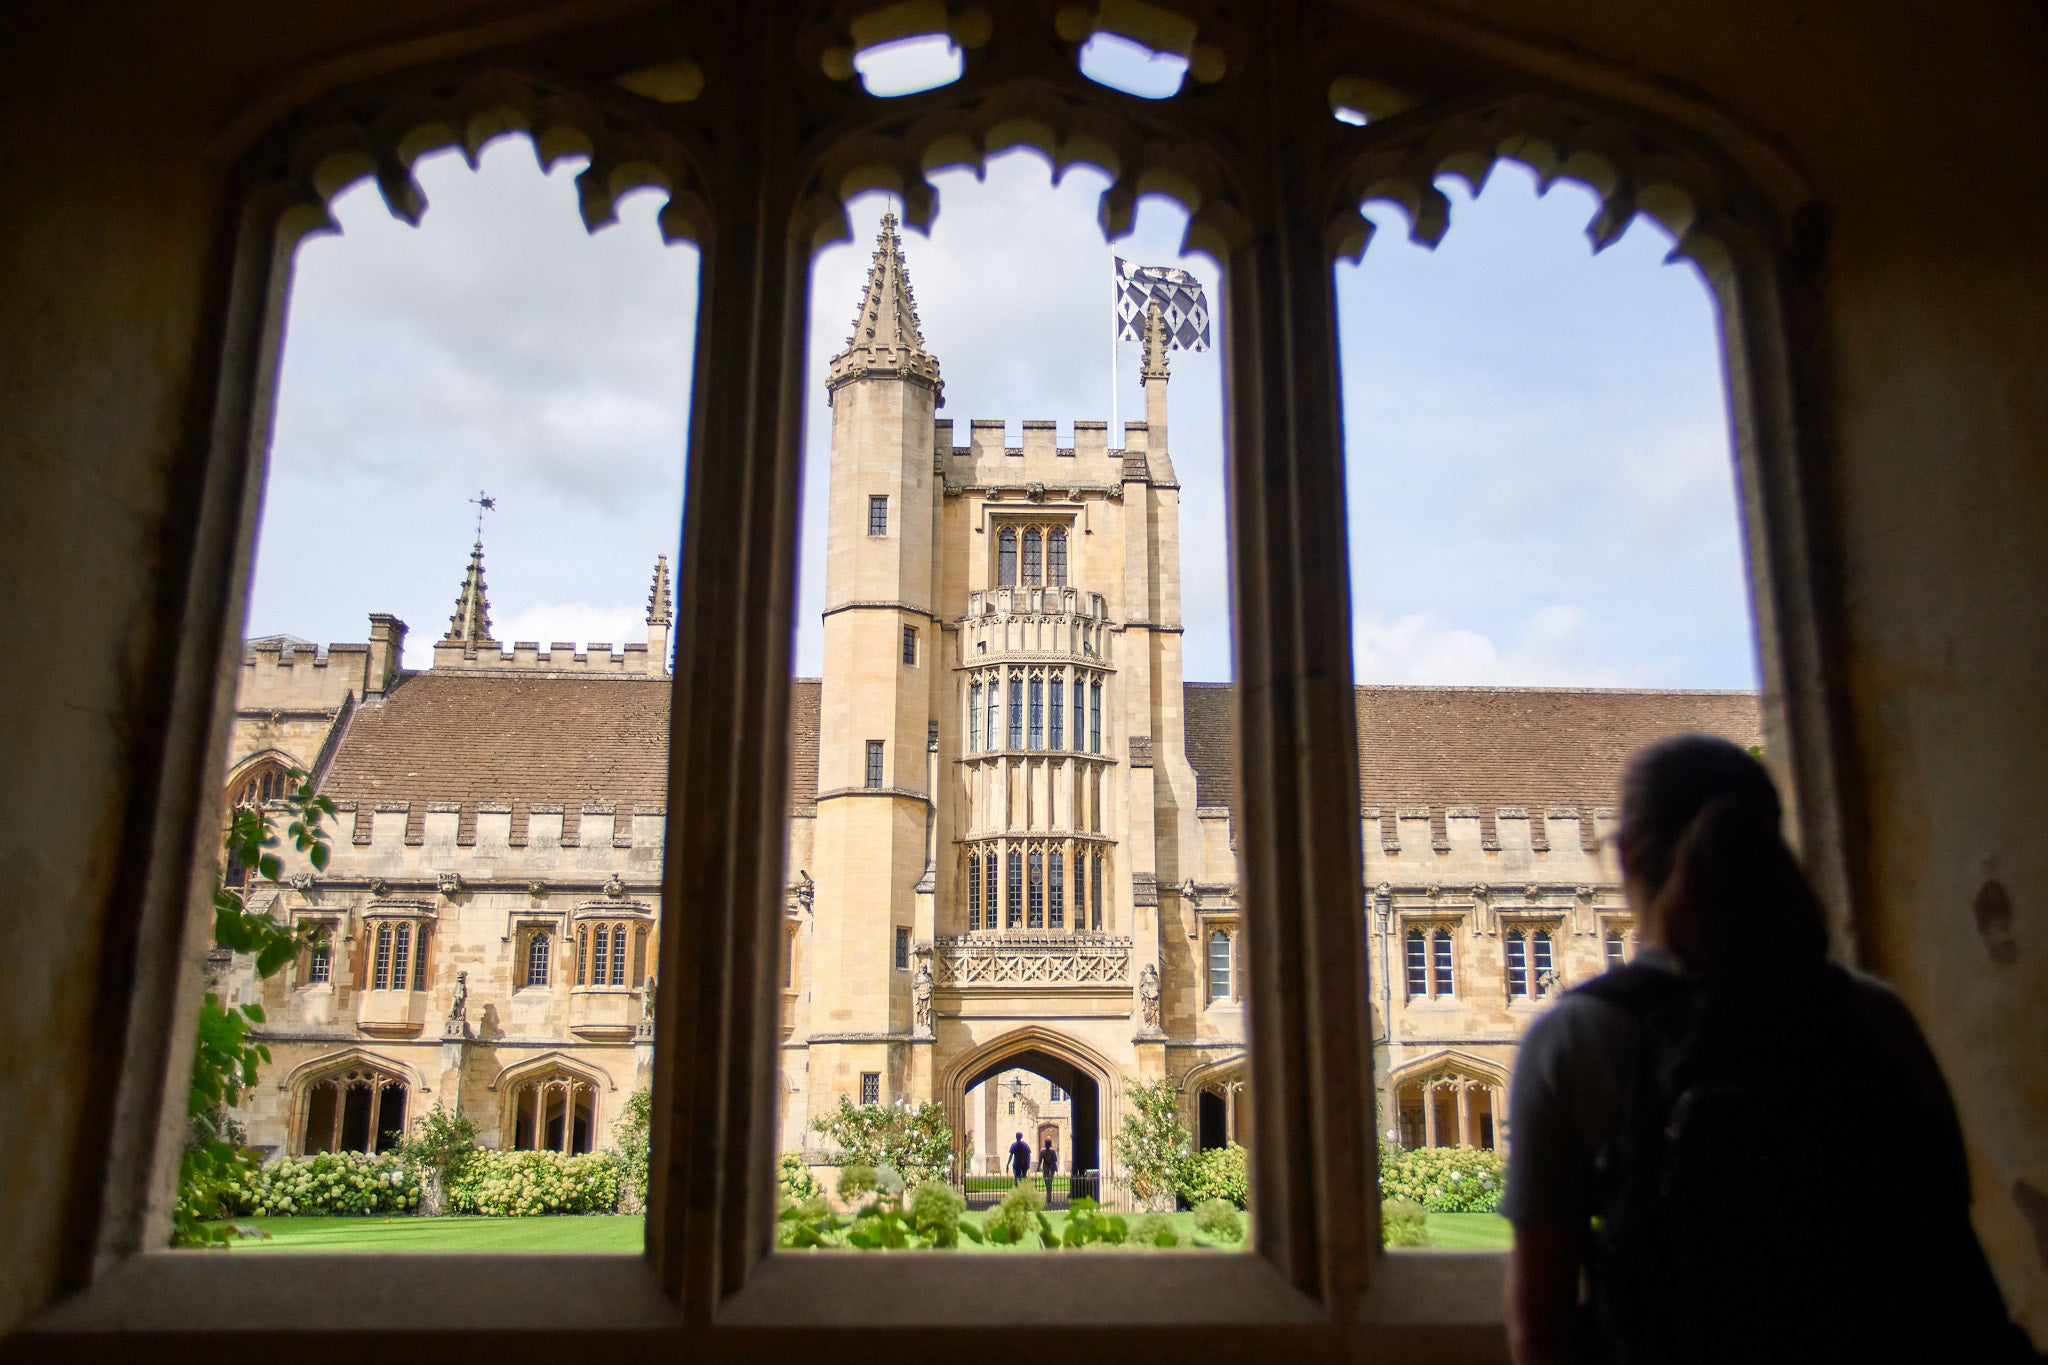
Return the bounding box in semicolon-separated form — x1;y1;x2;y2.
997;527;1017;586
984;676;998;751
967;680;981;751
865;739;884;788
1048;674;1064;749
1028;677;1044;749
370;922;423;990
1089;680;1102;753
1006;849;1023;929
1047;527;1068;586
1089;852;1103;931
1049;851;1064;929
967;853;982;931
1208;928;1234;1002
1027;850;1044;928
1022;528;1042;583
1007;675;1024;748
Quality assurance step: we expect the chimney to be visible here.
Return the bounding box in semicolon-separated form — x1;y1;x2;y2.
366;614;407;696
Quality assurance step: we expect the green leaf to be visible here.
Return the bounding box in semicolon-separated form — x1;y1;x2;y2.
957;1220;984;1244
256;854;281;882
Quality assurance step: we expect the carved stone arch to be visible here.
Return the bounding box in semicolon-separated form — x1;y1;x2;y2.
940;1024;1124;1177
490;1052;613;1154
1390;1049;1507;1151
1317;87;1799;276
1182;1051;1248;1151
1180;1050;1247;1103
278;1047;423;1156
235;61;717;262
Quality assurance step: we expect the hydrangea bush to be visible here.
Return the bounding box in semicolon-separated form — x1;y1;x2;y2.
1179;1141;1249;1207
443;1150;622;1216
224;1152;420;1216
1376;1145;1504;1213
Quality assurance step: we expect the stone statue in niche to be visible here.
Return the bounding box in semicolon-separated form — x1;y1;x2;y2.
445;970;470;1038
912;959;934;1032
1137;962;1162;1029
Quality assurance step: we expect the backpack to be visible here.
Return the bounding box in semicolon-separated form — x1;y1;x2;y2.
1572;962;2027;1365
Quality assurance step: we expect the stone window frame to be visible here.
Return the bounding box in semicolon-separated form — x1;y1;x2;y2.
1497;913;1566;1001
1398;914;1464;1002
45;6;1854;1355
866;493;888;537
292;913;343;990
359;902;433;993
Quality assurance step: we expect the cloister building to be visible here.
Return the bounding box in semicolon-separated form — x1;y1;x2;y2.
220;218;1758;1176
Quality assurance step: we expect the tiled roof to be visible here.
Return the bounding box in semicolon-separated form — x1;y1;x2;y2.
320;674;824;838
321;672;1757;841
1183;682;1762;837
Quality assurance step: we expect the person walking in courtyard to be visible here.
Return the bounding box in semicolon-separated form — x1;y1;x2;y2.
1500;734;2029;1365
1008;1132;1032;1185
1038;1137;1059;1203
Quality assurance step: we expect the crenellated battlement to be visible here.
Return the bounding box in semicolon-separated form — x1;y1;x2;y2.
956;586;1115;664
238;613;405;713
935;417;1155;491
427;638;662;677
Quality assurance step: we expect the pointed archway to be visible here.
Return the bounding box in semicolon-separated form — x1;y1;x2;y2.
940;1027;1121;1200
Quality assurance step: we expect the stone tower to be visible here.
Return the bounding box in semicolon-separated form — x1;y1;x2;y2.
807;213;945;1118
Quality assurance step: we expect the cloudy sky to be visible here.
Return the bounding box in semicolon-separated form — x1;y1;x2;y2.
250;72;1757;691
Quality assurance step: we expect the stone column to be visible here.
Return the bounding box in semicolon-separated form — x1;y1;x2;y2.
1422;1083;1438;1148
1455;1081;1472;1148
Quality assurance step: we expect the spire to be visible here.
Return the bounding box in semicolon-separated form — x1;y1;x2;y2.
646;553;672;626
826;211;944;404
1141;300;1171;382
442;537;496;653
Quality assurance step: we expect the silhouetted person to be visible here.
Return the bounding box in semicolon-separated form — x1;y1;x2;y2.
1038;1138;1059;1201
1008;1131;1032;1184
1501;734;2029;1365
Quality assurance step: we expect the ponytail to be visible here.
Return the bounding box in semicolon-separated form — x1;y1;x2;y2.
1618;735;1829;984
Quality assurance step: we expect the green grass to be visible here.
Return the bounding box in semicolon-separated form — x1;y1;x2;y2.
213;1215;644;1252
1416;1212;1512;1250
214;1209;1494;1254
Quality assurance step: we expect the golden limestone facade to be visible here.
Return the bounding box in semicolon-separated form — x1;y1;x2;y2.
222;219;1759;1175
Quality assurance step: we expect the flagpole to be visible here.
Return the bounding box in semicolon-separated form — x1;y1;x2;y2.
1110;256;1120;443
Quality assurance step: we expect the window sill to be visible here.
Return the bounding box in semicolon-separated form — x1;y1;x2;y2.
16;1249;1510;1355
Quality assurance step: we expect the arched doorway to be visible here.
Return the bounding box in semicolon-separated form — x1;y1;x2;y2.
947;1032;1113;1210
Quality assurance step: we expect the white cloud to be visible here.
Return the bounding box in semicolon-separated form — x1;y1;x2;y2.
1353;605;1647;686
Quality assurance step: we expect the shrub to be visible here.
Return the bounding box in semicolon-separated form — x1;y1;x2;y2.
1376;1145;1504;1214
1381;1197;1429;1247
443;1150;621;1216
810;1097;953;1186
397;1104;478;1214
1128;1212;1183;1248
1114;1078;1192;1207
613;1089;652;1209
984;1181;1048;1245
778;1151;823;1204
1179;1141;1249;1207
1058;1197;1128;1248
1192;1196;1245;1244
222;1152;419;1217
908;1181;967;1247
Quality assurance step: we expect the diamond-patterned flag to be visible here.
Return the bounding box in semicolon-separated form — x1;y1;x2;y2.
1114;257;1212;352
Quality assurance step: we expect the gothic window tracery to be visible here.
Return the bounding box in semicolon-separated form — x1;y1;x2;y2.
1028;674;1044;749
997;527;1017;586
1022;528;1042;583
1405;925;1457;999
1394;1065;1502;1151
300;1062;408;1155
1049;671;1064;749
968;681;981;751
1027;848;1045;927
1048;850;1065;929
1047;528;1068;586
1505;925;1557;998
575;920;650;987
369;921;427;991
1007;674;1024;748
511;1070;596;1154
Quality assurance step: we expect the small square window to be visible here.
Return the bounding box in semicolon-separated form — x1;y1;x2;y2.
902;624;918;665
868;495;888;536
865;740;884;789
860;1072;881;1106
894;926;910;971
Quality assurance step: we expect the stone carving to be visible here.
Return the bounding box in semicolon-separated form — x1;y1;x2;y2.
638;975;656;1040
933;934;1131;987
1137;962;1162;1029
438;871;463;896
912;959;934;1033
288;872;315;894
1128;735;1154;767
604;872;626;898
1132;872;1159;907
369;878;390;897
445;970;470;1039
527;881;547;897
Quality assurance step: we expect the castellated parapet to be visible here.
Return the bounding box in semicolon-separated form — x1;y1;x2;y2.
427;638;663;676
936;417;1147;492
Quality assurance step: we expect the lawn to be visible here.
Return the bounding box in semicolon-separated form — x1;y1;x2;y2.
1415;1213;1513;1250
214;1210;1505;1252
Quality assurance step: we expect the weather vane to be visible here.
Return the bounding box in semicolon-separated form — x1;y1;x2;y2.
469;489;496;540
